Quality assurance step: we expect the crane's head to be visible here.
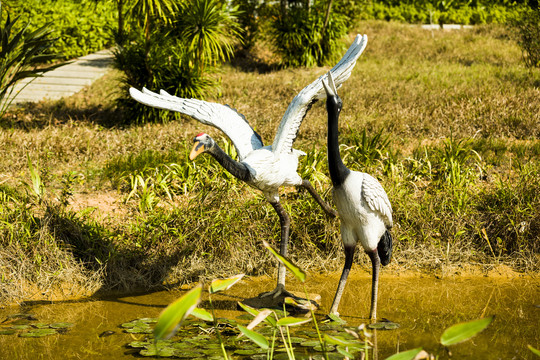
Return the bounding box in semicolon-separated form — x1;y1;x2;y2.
322;72;342;115
190;133;215;160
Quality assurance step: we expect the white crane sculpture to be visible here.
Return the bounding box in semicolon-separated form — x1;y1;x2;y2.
322;72;393;320
129;35;368;298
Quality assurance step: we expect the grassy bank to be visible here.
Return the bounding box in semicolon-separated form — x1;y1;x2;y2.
1;21;539;304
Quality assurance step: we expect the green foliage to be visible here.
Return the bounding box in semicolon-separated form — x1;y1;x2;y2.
358;2;523;25
510;7;540;68
5;0;115;60
269;1;349;67
175;0;243;69
0;8;62;118
231;0;265;50
114;0;243;124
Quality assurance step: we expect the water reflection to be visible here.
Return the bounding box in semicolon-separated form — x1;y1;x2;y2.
0;273;538;359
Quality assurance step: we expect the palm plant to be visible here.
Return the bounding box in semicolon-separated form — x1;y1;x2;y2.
0;6;62;119
175;0;242;72
127;0;177;42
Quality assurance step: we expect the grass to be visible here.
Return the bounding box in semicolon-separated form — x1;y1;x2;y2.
0;21;539;304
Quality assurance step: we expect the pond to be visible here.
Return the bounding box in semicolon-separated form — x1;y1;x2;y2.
0;272;538;359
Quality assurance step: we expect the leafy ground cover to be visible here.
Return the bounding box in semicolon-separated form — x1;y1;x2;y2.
0;21;538;304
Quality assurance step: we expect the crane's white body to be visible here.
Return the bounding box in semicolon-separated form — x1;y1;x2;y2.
241;146;305;202
333;171;393;251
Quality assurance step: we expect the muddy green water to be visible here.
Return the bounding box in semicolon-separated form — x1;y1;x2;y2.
0;273;538;359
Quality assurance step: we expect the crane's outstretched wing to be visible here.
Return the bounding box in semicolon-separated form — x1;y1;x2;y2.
362;173;393;229
129;88;264;161
271;34;368;155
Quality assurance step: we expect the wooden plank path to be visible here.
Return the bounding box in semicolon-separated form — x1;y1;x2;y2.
9;49;114;104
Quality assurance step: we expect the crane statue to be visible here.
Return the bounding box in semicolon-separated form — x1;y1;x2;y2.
322;72;393;320
129;35;368;299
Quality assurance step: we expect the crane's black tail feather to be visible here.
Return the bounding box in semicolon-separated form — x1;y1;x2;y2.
378;230;393;266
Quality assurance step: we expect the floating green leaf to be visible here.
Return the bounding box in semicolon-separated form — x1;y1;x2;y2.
50;322;74;329
276;316;312;327
440;316;494;346
19;329;58;338
11;325;31;330
140;346;176;357
300;340;321;347
237;325;269;350
324;334;363;348
0;330;16;335
369;321;400;330
209;274;244;294
384;348;424;360
191;308;214;322
263;240;306;282
528;345;540;356
128;341;152;348
154;284;202;341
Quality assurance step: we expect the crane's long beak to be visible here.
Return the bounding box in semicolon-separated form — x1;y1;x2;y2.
322;72;338;97
189;140;205;160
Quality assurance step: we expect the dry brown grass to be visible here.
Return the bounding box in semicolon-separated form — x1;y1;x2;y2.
0;21;538;303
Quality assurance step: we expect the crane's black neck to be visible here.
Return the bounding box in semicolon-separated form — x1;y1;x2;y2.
327;96;350;187
207;144;253;183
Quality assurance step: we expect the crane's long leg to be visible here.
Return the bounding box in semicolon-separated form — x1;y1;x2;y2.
329;244;355;315
259;200;294;299
367;250;381;320
301;179;338;218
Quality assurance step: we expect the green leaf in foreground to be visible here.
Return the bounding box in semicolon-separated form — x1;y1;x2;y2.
263;240;306;282
440;316;494;346
191;308;214;322
238;302;277;327
209;273;245;294
237;325;269;350
384;348;424;360
154;284;202;341
529;345;540;356
276;316;312;327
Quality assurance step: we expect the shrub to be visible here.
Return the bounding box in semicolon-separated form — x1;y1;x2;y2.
269;1;349;67
0;8;62;118
511;7;540;68
4;0;116;60
114;0;242;124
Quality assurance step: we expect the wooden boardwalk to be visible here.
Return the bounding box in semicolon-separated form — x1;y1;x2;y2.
10;49;114;104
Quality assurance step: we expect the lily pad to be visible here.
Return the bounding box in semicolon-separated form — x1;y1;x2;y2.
5;314;37;321
125;325;153;334
11;325;31;330
128;341;152;348
32;323;50;329
140;346;176;357
313;344;335;352
50;322;75;329
288;336;308;344
19;329;58;337
325;313;347;325
300;340;322;347
369;321;400;330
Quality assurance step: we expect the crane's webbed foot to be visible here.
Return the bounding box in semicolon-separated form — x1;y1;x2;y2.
258;284;297;299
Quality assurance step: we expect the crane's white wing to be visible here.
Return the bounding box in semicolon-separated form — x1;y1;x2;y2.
362;173;393;229
129;88;264;161
271;34;368;155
